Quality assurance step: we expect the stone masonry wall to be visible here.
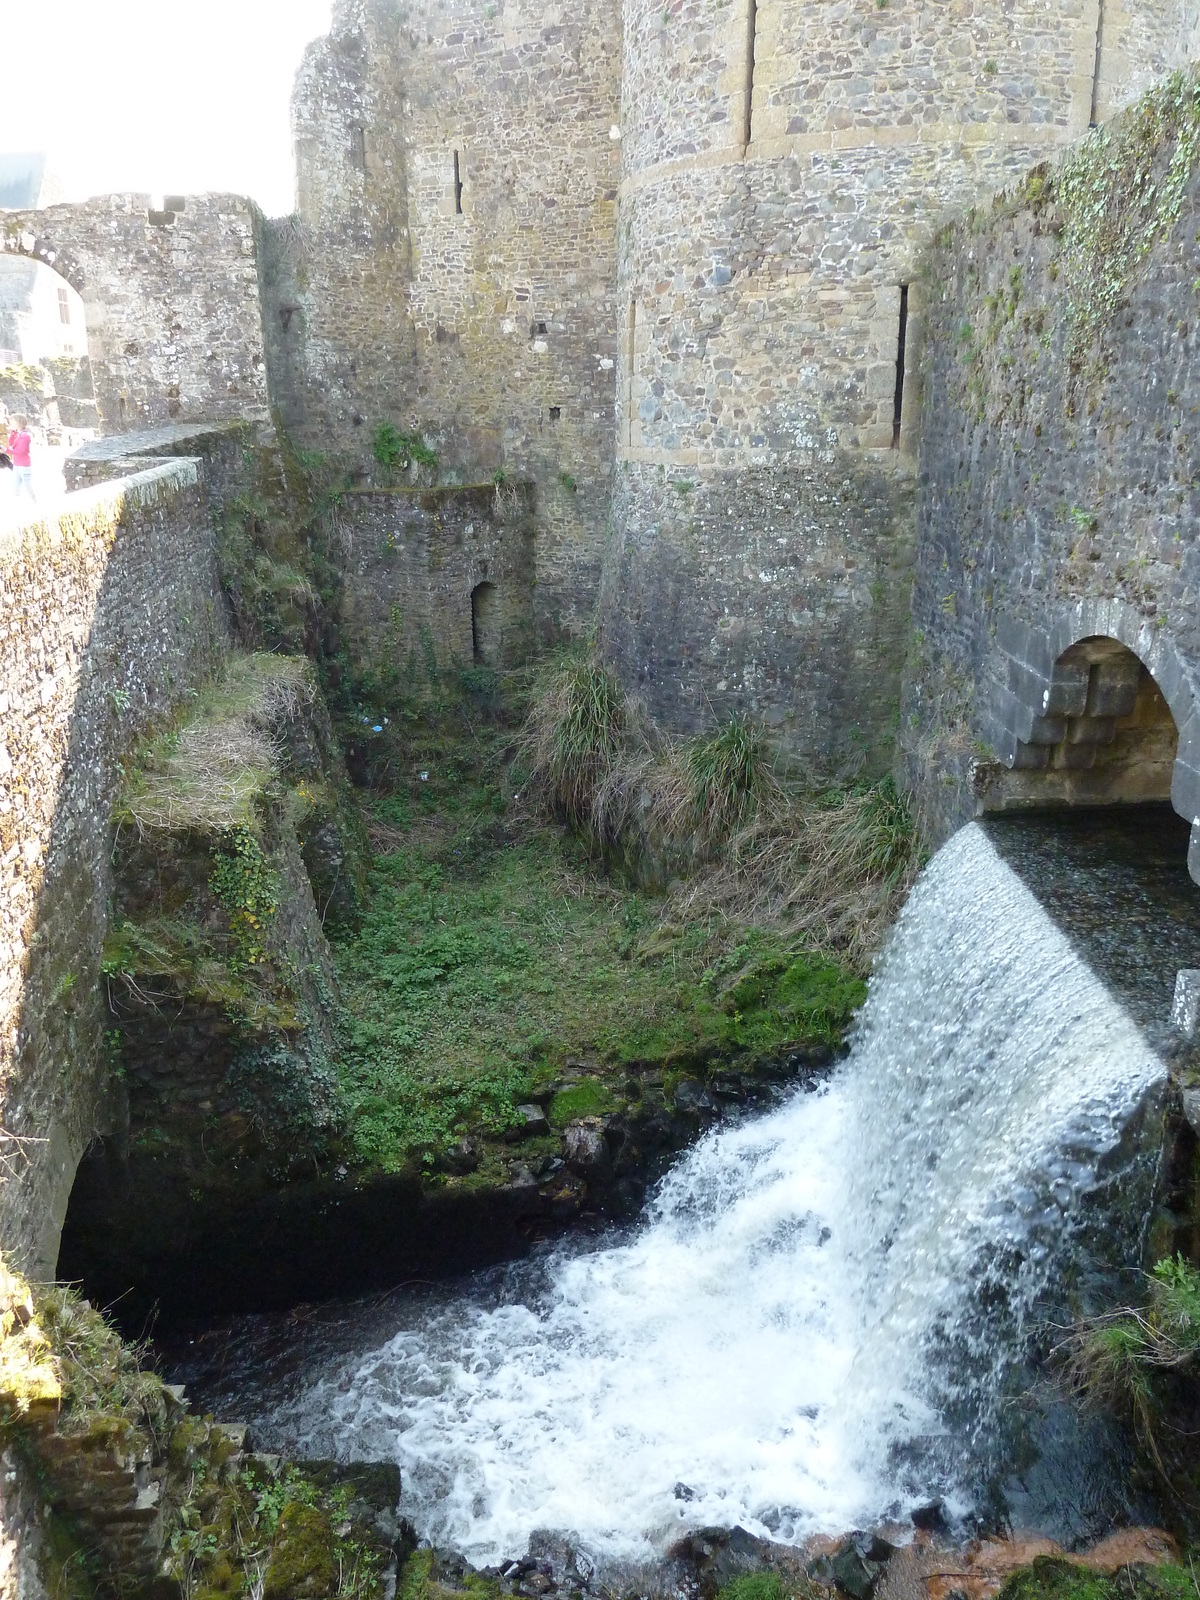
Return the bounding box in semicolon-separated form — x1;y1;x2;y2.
334;481;537;683
600;0;1200;763
0;465;229;1281
901;80;1200;853
2;195;271;435
273;0;622;647
603;457;914;769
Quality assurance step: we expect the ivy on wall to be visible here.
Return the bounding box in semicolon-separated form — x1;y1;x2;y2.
1055;69;1200;370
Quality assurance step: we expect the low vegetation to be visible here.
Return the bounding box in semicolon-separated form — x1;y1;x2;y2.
1060;1254;1200;1461
522;655;923;970
996;1559;1197;1600
320;655;915;1174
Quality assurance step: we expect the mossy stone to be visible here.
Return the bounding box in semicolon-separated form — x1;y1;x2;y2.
264;1500;336;1599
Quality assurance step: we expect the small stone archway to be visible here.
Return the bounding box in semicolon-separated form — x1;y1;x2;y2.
978;600;1200;882
1;222;86;299
472;580;501;666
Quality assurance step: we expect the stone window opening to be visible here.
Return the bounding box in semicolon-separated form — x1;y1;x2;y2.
57;285;71;325
472;581;500;666
453;150;464;214
351;126;367;171
549;406;561;422
534;320;547;336
625;298;637;447
892;285;909;449
743;0;758;148
1089;0;1106;126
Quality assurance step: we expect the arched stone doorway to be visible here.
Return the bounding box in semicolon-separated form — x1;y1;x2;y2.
0;254;98;506
472;581;500;666
978;601;1200;882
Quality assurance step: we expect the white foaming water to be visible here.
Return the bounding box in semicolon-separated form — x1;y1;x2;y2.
255;824;1166;1563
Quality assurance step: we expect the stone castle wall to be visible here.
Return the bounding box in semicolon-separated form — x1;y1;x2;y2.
0;466;229;1281
334;481;538;684
598;0;1200;769
267;0;622;646
902;87;1200;864
2;195;270;435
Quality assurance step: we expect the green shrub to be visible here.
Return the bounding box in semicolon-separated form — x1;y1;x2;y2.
373;422;438;474
1062;1253;1200;1448
526;656;627;826
689;713;767;839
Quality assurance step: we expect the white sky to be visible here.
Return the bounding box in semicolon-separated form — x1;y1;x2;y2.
0;0;335;217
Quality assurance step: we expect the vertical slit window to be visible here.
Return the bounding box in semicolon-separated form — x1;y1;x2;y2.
626;299;637;446
453;150;464;214
892;285;910;449
350;125;366;171
1090;0;1105;126
58;286;71;325
744;0;758;148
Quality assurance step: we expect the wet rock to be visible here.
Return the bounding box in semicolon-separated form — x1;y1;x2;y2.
507;1104;551;1141
668;1525;770;1594
564;1119;611;1173
709;1075;748;1103
810;1533;895;1600
673;1481;697;1501
439;1137;480;1175
673;1079;716;1114
911;1500;948;1532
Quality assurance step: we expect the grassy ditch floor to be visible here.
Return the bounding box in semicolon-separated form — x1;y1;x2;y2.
327;671;871;1188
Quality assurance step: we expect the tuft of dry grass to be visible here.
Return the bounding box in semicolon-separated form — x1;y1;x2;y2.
121;654;313;834
523;656;924;973
671;781;922;973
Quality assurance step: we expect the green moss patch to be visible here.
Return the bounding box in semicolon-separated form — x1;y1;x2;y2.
328;686;868;1176
549;1079;617;1127
998;1559;1194;1600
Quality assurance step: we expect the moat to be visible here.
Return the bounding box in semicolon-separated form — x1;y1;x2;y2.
154;808;1200;1569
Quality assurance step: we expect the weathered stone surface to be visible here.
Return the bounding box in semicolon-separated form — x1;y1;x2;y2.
334;480;537;677
0;467;230;1281
901;114;1200;862
2;195;271;433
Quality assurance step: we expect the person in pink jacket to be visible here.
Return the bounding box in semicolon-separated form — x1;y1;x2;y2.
7;415;34;505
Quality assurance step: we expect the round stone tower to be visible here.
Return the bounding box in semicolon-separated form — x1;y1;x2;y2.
600;0;1200;772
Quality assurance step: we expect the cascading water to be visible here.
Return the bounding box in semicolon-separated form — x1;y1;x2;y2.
177;812;1200;1566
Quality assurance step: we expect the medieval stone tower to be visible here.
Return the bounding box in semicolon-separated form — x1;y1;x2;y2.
14;0;1196;776
269;0;1200;774
602;0;1200;770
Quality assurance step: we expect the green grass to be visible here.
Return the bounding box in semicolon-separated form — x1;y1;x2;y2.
321;678;868;1176
332;833;865;1174
998;1559;1195;1600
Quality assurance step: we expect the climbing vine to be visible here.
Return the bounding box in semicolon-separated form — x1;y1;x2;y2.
209;827;278;968
1055;69;1200;369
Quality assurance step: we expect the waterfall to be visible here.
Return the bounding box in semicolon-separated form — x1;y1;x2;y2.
213;818;1186;1565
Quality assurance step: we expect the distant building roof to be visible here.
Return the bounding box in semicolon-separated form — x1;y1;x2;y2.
0;154;66;211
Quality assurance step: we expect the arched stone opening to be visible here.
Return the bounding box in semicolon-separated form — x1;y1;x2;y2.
0;254;98;500
1001;635;1178;807
472;580;500;666
979;601;1200;883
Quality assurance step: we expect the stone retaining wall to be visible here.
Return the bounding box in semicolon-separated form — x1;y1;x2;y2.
0;464;229;1280
902;86;1200;868
334;481;537;682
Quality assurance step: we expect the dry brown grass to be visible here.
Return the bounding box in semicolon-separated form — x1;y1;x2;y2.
121;654;313;834
670;785;922;973
524;657;924;973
